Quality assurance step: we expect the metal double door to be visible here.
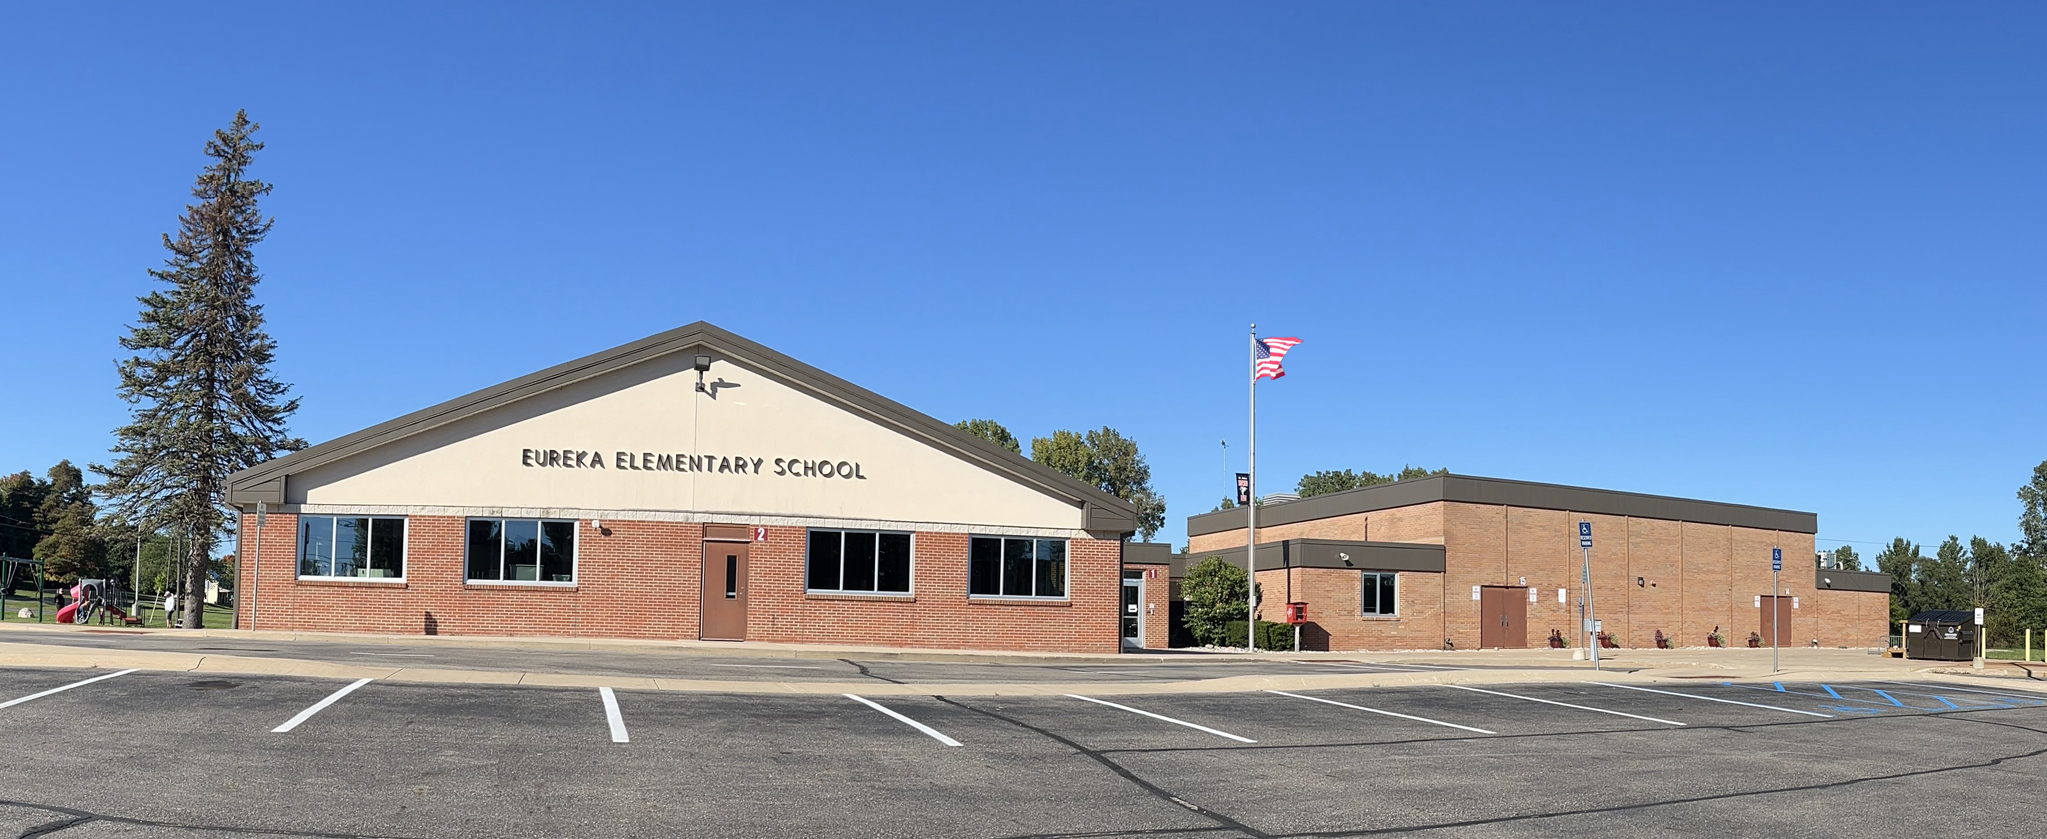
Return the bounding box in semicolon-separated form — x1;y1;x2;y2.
1478;585;1528;649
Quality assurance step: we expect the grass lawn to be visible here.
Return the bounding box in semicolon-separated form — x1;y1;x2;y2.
0;589;236;629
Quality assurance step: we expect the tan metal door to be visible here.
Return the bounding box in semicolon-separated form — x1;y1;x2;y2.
1759;595;1791;648
702;541;749;641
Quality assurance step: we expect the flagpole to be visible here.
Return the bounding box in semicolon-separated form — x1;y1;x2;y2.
1247;324;1258;652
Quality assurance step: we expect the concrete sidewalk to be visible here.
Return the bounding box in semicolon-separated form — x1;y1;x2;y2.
4;625;2039;696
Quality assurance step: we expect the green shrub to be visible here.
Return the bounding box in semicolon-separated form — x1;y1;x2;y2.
1183;556;1262;646
1222;619;1296;651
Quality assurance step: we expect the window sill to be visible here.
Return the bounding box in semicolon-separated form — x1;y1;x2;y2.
967;597;1071;607
805;592;915;602
296;578;408;588
464;581;579;591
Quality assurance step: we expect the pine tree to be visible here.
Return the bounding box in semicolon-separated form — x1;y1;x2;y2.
96;111;304;629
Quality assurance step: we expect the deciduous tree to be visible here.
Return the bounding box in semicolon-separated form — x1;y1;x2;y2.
1030;427;1167;540
96;111;304;629
1181;556;1260;647
1295;465;1447;498
953;418;1020;455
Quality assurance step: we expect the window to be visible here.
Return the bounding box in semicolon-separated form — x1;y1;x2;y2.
968;536;1066;598
466;518;576;583
1361;572;1397;616
807;529;911;594
297;516;405;579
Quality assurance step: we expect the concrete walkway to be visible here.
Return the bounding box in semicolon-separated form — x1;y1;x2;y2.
3;623;2039;696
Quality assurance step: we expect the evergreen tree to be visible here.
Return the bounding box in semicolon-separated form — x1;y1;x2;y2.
1921;536;1972;611
96;111;304;629
953;419;1021;455
1874;538;1923;624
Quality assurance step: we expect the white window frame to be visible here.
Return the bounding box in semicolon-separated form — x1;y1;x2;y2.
1361;571;1398;617
294;515;408;582
464;518;579;587
967;536;1070;600
804;529;915;595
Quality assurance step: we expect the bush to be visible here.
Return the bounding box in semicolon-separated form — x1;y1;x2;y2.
1183;556;1262;646
1222;619;1296;651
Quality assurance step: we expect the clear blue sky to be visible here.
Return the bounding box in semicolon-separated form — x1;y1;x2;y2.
4;3;2042;555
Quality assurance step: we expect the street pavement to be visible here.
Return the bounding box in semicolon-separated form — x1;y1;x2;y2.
3;627;2045;837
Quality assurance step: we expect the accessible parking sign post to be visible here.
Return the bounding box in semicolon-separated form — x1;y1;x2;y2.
1580;521;1598;670
1771;547;1781;674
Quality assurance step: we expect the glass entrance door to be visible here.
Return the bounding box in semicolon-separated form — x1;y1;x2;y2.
1122;574;1143;647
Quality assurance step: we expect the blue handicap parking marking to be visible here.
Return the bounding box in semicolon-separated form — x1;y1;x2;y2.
1724;681;2043;716
1723;682;1910;714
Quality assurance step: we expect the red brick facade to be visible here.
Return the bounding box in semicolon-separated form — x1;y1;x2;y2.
237;512;1122;654
1196;501;1884;651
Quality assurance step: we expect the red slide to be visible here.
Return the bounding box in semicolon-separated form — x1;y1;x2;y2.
55;602;81;624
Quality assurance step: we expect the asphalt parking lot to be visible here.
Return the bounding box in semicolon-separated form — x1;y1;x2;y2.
2;666;2043;839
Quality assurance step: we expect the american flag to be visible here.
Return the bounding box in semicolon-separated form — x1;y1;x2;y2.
1254;336;1302;381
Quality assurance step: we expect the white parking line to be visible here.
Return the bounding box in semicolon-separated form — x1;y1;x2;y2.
350;652;435;657
1449;685;1686;726
1589;682;1833;718
0;669;137;710
272;678;373;733
1265;690;1495;734
599;687;629;743
845;694;961;746
1065;694;1257;743
707;664;823;670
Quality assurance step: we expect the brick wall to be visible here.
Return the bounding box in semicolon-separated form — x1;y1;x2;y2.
1189;501;1873;651
238;513;1121;654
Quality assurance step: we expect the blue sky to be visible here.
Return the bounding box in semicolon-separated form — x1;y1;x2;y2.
3;3;2042;555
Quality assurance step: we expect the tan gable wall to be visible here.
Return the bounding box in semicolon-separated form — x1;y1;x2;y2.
284;352;1084;531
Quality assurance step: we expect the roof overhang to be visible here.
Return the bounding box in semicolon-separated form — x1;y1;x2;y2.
226;321;1140;536
1187;474;1817;536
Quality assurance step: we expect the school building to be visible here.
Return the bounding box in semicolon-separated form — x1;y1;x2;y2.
1161;474;1892;651
226;322;1141;653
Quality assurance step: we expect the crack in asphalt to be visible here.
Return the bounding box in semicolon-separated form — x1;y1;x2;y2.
969;702;2047;839
937;696;1273;839
839;658;907;684
2;797;421;839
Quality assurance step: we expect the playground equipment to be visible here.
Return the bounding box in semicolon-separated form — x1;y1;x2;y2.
0;556;46;623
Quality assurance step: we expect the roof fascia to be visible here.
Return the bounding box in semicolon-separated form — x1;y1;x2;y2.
227;321;1139;534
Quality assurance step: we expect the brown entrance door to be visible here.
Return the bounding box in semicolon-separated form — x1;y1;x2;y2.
701;540;750;641
1759;596;1792;648
1479;586;1529;649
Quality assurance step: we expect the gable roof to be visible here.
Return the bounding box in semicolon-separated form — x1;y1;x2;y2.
1185;473;1816;536
226;321;1139;535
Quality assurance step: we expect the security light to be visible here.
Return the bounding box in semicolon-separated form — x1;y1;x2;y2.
694;355;713;393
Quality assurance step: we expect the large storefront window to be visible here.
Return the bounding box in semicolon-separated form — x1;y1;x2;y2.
466;518;577;583
1361;572;1397;616
806;530;912;594
297;516;406;579
968;537;1066;598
